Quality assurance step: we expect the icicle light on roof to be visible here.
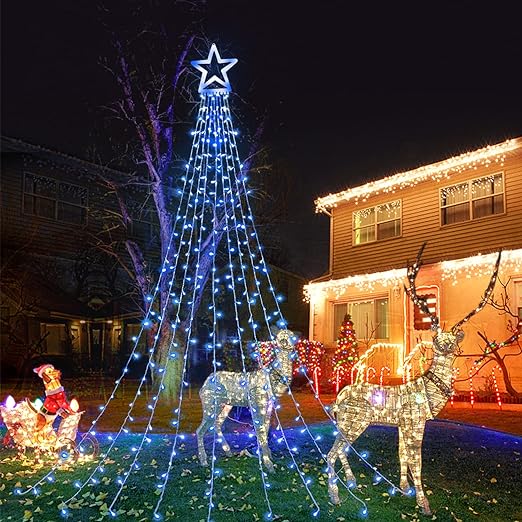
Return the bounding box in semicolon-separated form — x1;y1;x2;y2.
315;138;521;212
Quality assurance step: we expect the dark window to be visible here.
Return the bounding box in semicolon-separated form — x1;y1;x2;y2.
23;173;88;225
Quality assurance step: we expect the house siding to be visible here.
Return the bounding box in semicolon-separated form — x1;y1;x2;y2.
308;139;522;395
331;147;522;278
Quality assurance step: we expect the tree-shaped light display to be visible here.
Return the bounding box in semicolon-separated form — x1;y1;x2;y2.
294;340;325;395
18;43;399;522
332;314;359;393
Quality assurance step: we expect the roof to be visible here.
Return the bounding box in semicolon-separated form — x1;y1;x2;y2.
315;137;522;213
1;135;129;182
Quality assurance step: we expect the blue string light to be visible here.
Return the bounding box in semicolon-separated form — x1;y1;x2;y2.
19;44;406;521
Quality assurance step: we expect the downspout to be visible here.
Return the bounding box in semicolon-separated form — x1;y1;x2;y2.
307;207;333;340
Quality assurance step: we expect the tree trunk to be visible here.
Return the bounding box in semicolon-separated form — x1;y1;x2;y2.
152;322;186;405
494;352;521;398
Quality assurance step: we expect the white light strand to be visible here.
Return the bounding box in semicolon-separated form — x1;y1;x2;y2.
226;115;376;515
22;102;210;502
204;94;274;519
152;94;218;520
304;248;522;302
315;138;520;211
109;101;214;516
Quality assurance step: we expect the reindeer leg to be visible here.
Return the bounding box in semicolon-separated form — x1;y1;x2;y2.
335;402;371;488
398;426;410;491
252;401;274;473
262;401;274;461
196;413;213;467
404;428;431;516
337;444;356;486
215;404;233;457
327;434;344;504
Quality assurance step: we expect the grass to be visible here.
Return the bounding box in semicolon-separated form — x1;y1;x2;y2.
1;420;521;522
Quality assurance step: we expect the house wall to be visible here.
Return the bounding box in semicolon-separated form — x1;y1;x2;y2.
309;262;522;393
308;141;522;395
330;146;522;278
1;151;124;258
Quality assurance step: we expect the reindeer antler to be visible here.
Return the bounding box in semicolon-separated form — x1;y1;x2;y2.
451;250;502;333
405;242;440;330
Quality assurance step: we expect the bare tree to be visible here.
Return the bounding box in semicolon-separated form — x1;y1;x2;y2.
463;278;521;398
91;31;266;402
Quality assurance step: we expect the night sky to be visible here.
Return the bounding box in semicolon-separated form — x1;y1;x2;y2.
3;1;522;277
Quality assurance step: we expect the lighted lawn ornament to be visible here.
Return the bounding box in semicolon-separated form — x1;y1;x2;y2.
327;244;501;515
197;328;295;472
0;364;99;461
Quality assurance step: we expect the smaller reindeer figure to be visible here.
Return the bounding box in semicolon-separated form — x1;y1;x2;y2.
196;328;295;472
327;244;500;515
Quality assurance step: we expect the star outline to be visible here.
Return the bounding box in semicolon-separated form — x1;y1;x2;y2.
191;43;238;94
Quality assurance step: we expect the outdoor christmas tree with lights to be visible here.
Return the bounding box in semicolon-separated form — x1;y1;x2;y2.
332;314;359;393
16;43;399;522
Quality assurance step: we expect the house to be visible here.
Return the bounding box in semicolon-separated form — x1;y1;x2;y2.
305;138;522;395
0;136;157;378
1;137;309;379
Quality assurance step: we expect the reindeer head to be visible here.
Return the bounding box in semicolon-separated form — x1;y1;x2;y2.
406;243;501;357
275;328;295;352
269;326;296;356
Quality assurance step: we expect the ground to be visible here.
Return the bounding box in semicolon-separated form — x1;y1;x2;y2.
3;379;521;435
1;379;521;521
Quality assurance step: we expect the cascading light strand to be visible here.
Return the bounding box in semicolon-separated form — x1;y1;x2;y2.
107;102;215;516
26;100;210;504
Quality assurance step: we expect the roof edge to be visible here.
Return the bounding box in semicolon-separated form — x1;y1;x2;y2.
315;137;522;213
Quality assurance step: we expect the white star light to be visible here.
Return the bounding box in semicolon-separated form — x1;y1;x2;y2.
191;43;238;94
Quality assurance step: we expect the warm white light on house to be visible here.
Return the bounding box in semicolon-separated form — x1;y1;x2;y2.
315;138;521;211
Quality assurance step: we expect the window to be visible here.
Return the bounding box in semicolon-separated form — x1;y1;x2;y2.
353;200;401;245
23;173;88;225
333;297;389;340
130;206;159;241
440;173;504;225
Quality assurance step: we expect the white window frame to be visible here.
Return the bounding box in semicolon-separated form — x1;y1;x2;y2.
23;172;88;225
352;200;402;245
440;172;505;226
333;296;390;341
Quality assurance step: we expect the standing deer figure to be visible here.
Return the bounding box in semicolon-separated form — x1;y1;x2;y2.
327;244;500;515
196;328;295;472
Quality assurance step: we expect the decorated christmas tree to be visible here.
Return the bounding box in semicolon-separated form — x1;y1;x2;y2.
332;314;359;392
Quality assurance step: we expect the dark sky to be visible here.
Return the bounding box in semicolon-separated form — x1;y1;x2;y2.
3;1;522;277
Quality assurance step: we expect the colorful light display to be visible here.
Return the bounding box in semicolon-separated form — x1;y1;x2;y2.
332;314;359;393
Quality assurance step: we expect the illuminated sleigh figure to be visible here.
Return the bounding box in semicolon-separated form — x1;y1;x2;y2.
0;396;99;462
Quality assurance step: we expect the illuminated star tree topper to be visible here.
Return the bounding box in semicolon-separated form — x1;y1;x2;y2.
191;43;238;94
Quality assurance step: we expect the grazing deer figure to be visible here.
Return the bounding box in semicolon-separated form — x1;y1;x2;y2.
196;328;295;472
327;244;500;515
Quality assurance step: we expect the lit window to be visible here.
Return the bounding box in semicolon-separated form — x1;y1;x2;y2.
23;173;88;225
333;297;389;340
440;173;504;225
353;200;401;245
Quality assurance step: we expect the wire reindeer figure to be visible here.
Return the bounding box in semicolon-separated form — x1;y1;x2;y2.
327;244;501;515
196;328;295;472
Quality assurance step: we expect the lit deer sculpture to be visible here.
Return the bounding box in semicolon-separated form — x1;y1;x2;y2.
197;328;295;472
327;244;500;515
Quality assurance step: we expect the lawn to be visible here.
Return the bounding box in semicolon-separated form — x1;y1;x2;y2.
1;420;521;522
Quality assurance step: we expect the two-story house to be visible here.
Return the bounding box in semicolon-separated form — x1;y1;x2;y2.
1;136;309;380
1;136;160;378
305;138;522;394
